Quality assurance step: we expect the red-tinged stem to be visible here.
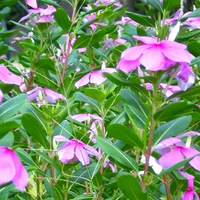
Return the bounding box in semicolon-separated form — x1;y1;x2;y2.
26;66;35;92
85;181;89;195
60;0;77;85
164;174;171;200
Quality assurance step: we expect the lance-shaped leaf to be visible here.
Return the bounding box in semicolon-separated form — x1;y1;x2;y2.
147;0;163;12
107;124;144;149
154;101;195;121
55;8;72;32
21;113;50;149
0;121;20;139
117;174;147;200
96;136;139;172
152;116;192;150
73;30;106;49
163;0;180;11
120;89;149;118
126;11;155;27
0;94;27;123
74;92;101;113
124;104;147;129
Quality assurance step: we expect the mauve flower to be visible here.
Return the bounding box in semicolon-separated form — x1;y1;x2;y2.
163;60;195;91
19;0;56;23
102;38;126;50
117;36;192;72
83;13;106;32
180;172;199;200
0;89;3;104
104;158;116;172
70;113;102;122
94;0;122;7
75;68;116;88
27;86;66;103
0;147;28;191
54;136;100;165
156;133;200;171
0;64;24;85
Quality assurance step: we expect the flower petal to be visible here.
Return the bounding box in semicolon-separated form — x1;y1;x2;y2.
54;135;70;142
140;46;165;71
11;152;28;191
116;58;140;73
159;148;184;169
75;73;90;88
0;148;15;185
75;145;90;165
122;45;150;60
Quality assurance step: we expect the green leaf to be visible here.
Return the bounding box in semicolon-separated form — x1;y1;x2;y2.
0;94;27;123
107;124;144;149
0;0;18;7
105;94;122;111
39;0;63;8
176;29;200;42
188;41;200;57
104;73;149;99
163;0;180;11
117;174;147;200
154;101;195;121
55;8;72;31
168;85;200;100
0;132;14;147
190;56;200;65
124;23;137;36
84;88;105;103
35;150;61;171
147;0;163;12
16;148;41;171
71;164;100;183
152;116;192;150
73;30;106;49
35;58;55;72
0;45;8;57
124;104;147;129
126;11;155;27
92;171;102;188
96;136;139;171
0;29;19;38
21;114;50;149
74;92;101;113
0;121;20;139
120;89;149;118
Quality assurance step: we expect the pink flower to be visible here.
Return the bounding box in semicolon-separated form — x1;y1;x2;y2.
115;16;138;26
83;13;106;32
0;64;24;85
117;36;192;72
0;147;28;191
94;0;122;7
0;90;3;104
156;134;200;171
102;38;126;50
180;172;199;200
19;0;56;23
163;61;195;91
75;68;116;88
70;113;102;143
104;158;116;172
70;113;102;122
27;86;66;103
54;136;100;165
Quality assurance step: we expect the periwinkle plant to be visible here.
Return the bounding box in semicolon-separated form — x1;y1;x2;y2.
0;0;200;199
